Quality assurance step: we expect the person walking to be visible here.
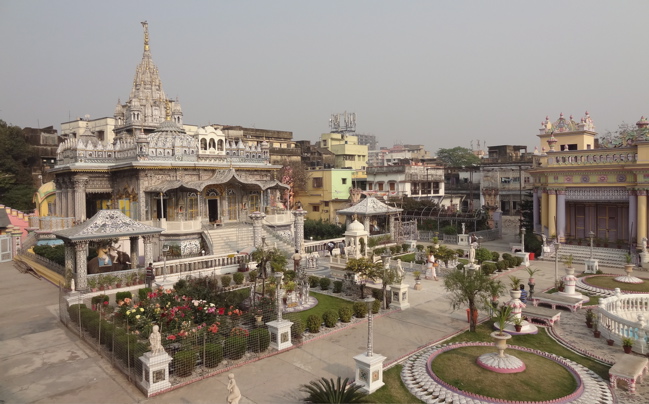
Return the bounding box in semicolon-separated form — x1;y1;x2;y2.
426;250;437;280
291;249;302;271
146;262;155;289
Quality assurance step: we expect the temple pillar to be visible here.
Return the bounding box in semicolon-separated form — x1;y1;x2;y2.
629;189;637;243
389;215;395;241
637;189;647;244
73;176;89;222
67;184;74;219
74;241;89;290
363;216;370;233
532;188;540;233
557;190;566;241
541;188;548;235
292;209;307;253
143;235;154;266
548;189;557;239
64;242;74;273
249;211;266;247
130;236;139;269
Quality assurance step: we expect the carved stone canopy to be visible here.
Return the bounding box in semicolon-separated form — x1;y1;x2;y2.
337;196;403;217
53;210;164;242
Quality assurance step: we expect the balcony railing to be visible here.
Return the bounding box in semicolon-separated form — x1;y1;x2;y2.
546;150;638;166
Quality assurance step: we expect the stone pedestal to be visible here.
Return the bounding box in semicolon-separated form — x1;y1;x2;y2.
389;283;410;310
640;252;649;269
514;252;530;267
267;320;293;351
584;258;599;274
354;353;386;394
138;351;172;397
558;267;589;301
457;234;469;246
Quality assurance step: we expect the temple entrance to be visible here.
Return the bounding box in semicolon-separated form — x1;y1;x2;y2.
208;199;219;223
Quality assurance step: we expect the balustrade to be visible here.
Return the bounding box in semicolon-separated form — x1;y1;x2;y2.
598;290;649;354
547;151;638;166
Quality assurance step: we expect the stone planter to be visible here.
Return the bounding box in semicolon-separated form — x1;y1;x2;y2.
607;339;614;346
510;289;522;300
594;330;601;338
490;331;511;358
413;281;422;291
623;345;632;354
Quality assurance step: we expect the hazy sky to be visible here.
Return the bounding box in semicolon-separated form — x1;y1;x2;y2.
2;1;649;154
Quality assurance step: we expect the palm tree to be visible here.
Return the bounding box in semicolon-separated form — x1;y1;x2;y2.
345;257;381;299
300;376;365;403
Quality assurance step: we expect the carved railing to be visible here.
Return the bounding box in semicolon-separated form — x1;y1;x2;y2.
262;224;293;247
546;150;637;166
28;216;75;231
598;289;649;354
21;251;66;275
302;238;345;254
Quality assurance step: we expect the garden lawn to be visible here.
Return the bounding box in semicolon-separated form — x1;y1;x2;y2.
363;365;422;404
287;291;355;325
582;275;649;293
431;346;576;401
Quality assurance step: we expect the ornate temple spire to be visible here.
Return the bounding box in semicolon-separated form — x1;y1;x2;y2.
142;21;149;52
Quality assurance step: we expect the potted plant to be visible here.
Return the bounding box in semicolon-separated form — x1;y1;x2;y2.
137;270;146;285
622;337;634;354
525;267;541;286
561;254;574;269
87;277;98;292
125;272;137;286
585;308;596;328
512;316;524;332
607;338;614;346
432;236;440;249
114;274;123;289
593;321;600;338
97;274;108;291
413;270;422;290
508;275;522;299
254;309;264;324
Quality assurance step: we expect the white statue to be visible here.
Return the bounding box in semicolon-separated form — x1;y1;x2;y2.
541;234;547;247
643;237;647;254
227;373;242;404
468;234;478;264
396;259;405;280
149;325;164;355
461;223;466;235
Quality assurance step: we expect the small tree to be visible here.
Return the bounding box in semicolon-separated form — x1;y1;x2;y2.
443;269;503;332
251;246;288;296
345;257;381;299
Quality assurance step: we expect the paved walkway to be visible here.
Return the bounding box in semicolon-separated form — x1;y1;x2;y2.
1;237;647;404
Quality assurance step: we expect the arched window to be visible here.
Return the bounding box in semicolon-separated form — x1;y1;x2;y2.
200;138;207;150
217;139;224;151
208;139;216;150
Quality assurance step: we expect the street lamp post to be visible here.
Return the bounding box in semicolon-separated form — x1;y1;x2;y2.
381;252;391;309
553;240;561;285
589;231;595;260
162;245;169;282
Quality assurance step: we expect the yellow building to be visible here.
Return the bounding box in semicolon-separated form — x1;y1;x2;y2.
529;112;649;246
319;133;368;172
295;168;354;222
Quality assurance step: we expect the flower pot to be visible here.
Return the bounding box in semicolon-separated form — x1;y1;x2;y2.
607;339;614;346
594;330;601;338
514;324;522;332
510;290;522;300
623;346;632;354
586;322;593;328
490;331;512;358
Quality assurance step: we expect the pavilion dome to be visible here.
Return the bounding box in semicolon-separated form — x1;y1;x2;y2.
347;219;364;232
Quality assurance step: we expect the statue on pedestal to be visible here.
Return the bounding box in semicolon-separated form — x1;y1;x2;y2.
227;373;242;404
149;325;164;355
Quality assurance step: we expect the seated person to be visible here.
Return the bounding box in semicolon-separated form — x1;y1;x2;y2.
519;284;528;304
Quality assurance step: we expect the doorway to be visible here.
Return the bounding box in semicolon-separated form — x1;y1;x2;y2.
208;199;219;223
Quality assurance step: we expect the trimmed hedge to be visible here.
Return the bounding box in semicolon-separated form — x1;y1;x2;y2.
224;335;247;360
221;275;232;287
353;301;367;318
319;277;331;290
308;276;320;288
203;343;223;368
233;272;245;285
322;310;338;328
248;328;270;353
174;350;197;377
115;291;132;301
338;306;353;323
306;314;322;333
333;280;343;293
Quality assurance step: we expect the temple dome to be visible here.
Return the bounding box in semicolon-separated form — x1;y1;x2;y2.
347;219;364;232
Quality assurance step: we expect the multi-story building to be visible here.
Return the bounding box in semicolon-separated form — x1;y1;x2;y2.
296;140;335;169
318;133;368;171
366;164;444;201
295;168;354;222
355;133;378;151
480;145;533;216
367;144;431;167
216;125;300;165
21;126;60;186
443;166;482;212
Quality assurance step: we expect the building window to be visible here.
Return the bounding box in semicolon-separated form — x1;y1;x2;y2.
342;178;347;185
217;139;224;151
187;194;198;220
313;177;323;188
322;140;327;147
389;182;395;191
378;183;384;191
324;201;329;207
249;193;260;212
312;205;320;212
200;139;207;150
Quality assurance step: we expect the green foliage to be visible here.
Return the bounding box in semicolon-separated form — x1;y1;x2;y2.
173;350;197;377
443;269;503;332
138;287;152;301
456;248;465;257
491;251;500;261
115;291;132;301
319;277;331;290
67;304;87;324
300;376;365;404
416;244;424;251
251;247;288;277
248;270;258;282
286;314;306;341
495;304;513;335
496;260;507;271
91;294;109;305
474;247;492;264
0;120;36;211
372;298;380;314
309;276;320;288
436;146;481;167
32;244;65;266
322;310;339;328
306;314;322;333
284;270;297;282
332;280;343;293
233;272;245;285
481;262;496;275
441;225;457;235
220;275;231;287
345;257;381;298
338;306;353;323
524;232;542;257
224;335;247;360
248;328;270;353
352;301;367;318
304;219;345;240
514;256;523;266
203;343;223;368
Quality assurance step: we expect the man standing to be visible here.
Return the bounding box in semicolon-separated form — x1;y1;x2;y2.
146;262;155;289
291;249;302;271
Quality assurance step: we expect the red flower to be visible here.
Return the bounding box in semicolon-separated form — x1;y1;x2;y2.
208;323;219;333
197;306;203;311
218;308;225;315
166;335;176;341
103;301;109;306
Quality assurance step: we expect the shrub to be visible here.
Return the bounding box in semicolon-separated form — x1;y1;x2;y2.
373;247;386;255
306;314;322;333
333;280;343;293
372;299;380;314
221;275;232;287
416;244;424;251
475;247;492;264
138;287;152;301
248;328;270;353
441;225;457;235
91;294;109;306
300;376;365;404
174;278;188;291
456;262;465;272
456;248;465;257
353;301;368;318
319;277;331;290
338;306;353;323
67;304;87;324
115;291;132;301
308;276;320;288
496;260;507;271
491;251;500;262
481;262;496;275
80;308;99;329
174;350;197;377
401;243;410;252
288;315;306;341
224;335;247;360
284;270;296;282
514;256;523;266
371;288;383;301
394;245;402;254
389;246;397;255
507;258;516;268
233;272;245;285
502;253;513;261
100;320;118;349
322;310;339;328
203;343;223;368
248;270;258;282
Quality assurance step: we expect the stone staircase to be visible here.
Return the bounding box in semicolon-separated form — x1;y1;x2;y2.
204;223;295;255
539;244;630;268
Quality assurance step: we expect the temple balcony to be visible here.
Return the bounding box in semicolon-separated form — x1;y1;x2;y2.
545;149;637;166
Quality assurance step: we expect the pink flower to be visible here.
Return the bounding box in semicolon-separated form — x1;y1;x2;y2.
166;335;176;341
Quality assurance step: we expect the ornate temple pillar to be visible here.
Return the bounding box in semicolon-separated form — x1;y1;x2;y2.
222;192;229;221
64;242;74;273
249;211;266;248
532;188;540;233
389;215;396;241
66;181;74;219
547;189;557;239
130;236;139;269
54;178;63;217
637;189;647;244
363;216;370;233
557;189;566;241
74;240;89;290
143;235;154;266
541;188;548;235
292;209;307;253
629;189;637;243
73;176;89;222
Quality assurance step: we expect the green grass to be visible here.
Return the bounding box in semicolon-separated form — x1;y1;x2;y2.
363;365;423;403
287;291;355;325
582;275;649;293
432;346;577;401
